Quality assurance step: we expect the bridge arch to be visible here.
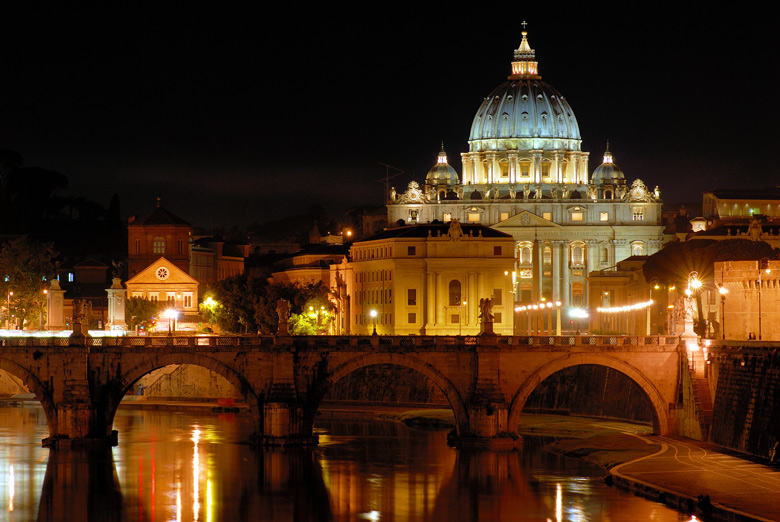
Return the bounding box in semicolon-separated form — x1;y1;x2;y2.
0;358;57;436
316;352;470;436
508;353;671;435
104;353;262;436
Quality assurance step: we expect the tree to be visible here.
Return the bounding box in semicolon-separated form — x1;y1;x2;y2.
125;297;160;331
0;237;58;329
205;275;334;334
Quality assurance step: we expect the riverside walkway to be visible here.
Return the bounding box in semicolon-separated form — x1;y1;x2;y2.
612;435;780;521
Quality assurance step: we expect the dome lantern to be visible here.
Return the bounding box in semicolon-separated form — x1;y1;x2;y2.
510;31;540;80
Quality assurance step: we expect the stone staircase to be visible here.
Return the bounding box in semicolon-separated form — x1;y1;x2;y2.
688;349;714;440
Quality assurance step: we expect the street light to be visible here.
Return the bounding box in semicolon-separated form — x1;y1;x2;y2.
758;258;770;340
648;278;660;335
369;309;377;336
163;308;178;336
718;284;728;340
6;291;12;330
569;308;588;335
460;300;466;335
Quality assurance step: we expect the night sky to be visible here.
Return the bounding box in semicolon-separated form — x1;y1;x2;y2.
2;5;777;229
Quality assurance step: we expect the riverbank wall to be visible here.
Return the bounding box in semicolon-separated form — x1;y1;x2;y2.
709;344;780;459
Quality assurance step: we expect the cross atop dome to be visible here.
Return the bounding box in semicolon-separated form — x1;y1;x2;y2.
510;30;540;79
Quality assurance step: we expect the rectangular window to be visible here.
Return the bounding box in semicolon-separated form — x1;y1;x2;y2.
467;213;481;223
632;208;644;221
407;246;416;256
407;288;417;306
153;237;166;254
408;312;416;324
135;239;141;254
443;213;452;222
493;246;502;255
494;312;502;323
451;314;460;324
571;212;583;221
178;240;184;255
600;212;609;221
499;212;509;222
543;212;552;221
493;289;502;306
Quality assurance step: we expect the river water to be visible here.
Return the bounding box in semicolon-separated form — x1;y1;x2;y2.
0;403;694;521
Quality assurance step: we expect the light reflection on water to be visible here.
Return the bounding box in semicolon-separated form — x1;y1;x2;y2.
0;403;692;521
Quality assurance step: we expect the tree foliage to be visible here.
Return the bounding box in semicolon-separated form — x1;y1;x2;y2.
125;297;160;331
205;275;333;334
0;237;58;328
643;239;779;287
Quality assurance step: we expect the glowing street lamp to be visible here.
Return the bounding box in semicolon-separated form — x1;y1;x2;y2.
569;308;588;335
369;309;378;336
718;284;728;340
6;291;12;330
758;258;771;340
164;308;179;336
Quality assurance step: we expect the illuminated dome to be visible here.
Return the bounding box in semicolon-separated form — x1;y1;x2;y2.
469;32;581;147
425;145;460;186
591;145;625;183
461;31;589;186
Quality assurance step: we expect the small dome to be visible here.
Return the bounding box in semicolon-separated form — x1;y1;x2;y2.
591;146;625;183
425;146;460;186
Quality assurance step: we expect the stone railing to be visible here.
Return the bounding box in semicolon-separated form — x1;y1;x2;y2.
0;334;680;350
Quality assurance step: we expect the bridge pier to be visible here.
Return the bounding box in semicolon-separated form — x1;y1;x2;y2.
255;402;318;447
42;401;118;448
448;403;522;450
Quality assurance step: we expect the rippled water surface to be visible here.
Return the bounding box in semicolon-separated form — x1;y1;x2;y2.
0;403;693;521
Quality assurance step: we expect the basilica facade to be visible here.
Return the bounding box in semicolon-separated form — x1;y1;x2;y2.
387;31;664;310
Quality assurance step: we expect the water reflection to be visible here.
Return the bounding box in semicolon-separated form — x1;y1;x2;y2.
0;405;691;521
38;447;124;521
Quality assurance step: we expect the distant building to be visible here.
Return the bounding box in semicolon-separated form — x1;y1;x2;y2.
125;256;199;325
716;259;780;341
386;31;665;312
190;236;249;287
127;199;191;279
269;243;348;287
330;221;515;336
586;257;668;335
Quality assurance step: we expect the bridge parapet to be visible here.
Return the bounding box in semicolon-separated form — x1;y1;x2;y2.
0;334;680;351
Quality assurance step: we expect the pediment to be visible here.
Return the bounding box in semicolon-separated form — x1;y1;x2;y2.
493;211;562;229
126;257;199;286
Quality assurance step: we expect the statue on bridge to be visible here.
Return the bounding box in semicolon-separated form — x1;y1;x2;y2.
276;299;291;335
479;298;495;335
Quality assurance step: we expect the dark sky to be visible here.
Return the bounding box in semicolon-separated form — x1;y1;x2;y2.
2;5;778;229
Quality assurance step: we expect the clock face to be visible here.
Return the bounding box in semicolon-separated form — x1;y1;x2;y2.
156;267;170;280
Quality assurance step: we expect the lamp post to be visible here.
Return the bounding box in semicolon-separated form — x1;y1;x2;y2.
370;309;377;336
164;308;178;336
758;258;770;340
718;284;728;340
647;278;660;335
460;301;466;335
6;291;12;330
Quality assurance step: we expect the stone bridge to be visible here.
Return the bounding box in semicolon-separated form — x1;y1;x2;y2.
0;334;686;449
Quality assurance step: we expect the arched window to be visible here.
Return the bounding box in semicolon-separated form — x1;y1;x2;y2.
571;243;585;265
153;236;166;254
600;247;608;264
631;242;645;256
519;243;532;264
449;280;462;306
